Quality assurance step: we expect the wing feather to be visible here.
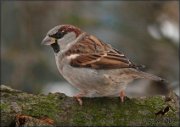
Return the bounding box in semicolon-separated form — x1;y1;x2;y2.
65;34;137;69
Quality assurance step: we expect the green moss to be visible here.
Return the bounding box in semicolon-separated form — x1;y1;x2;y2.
1;85;179;126
0;103;9;111
63;96;179;126
22;93;60;121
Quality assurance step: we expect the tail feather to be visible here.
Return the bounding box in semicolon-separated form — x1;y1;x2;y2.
137;71;165;82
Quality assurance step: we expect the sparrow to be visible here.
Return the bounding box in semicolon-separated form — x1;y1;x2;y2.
42;24;164;105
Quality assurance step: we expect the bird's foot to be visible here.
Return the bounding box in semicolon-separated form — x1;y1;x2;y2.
120;90;125;103
73;92;86;106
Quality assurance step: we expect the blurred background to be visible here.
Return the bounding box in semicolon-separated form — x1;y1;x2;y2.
1;1;179;97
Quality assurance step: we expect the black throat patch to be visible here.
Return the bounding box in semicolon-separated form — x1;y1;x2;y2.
51;42;60;53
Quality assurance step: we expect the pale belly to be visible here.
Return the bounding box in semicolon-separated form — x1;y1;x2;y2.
61;65;132;97
55;55;133;97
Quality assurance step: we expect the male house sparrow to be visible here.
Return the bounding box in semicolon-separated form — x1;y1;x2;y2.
42;24;164;105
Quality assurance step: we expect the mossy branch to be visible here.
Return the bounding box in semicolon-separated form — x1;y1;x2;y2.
0;85;179;126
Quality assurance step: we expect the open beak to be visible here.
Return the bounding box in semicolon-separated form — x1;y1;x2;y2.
41;36;55;45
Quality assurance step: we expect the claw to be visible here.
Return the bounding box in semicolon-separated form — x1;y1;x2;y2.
120;90;125;103
75;96;83;106
73;92;86;106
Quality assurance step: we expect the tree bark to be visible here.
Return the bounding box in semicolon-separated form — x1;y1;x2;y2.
0;85;179;126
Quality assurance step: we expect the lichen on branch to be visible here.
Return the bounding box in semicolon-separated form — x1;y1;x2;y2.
0;85;179;126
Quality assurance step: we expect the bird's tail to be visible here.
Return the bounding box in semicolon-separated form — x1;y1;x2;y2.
136;71;166;83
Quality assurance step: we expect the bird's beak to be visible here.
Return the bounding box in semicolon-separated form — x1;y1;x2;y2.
41;36;56;45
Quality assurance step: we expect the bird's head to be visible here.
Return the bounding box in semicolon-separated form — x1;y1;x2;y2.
42;24;83;53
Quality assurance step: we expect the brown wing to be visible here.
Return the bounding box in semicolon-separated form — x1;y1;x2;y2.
65;34;136;69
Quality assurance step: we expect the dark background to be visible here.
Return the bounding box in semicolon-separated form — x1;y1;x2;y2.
1;1;179;96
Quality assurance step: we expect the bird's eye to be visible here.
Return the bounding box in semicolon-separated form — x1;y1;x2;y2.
49;31;64;39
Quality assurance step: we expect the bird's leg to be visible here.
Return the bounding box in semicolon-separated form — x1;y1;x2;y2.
73;92;86;106
120;90;125;103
